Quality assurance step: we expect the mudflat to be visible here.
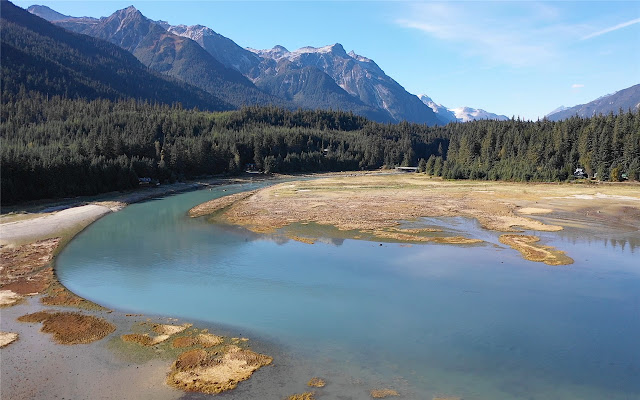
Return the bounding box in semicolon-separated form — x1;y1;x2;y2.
191;174;640;265
0;177;276;400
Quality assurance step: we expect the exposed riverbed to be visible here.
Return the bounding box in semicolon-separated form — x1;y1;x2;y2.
52;179;640;399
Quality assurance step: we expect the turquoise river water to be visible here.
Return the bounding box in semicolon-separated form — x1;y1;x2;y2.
56;181;640;399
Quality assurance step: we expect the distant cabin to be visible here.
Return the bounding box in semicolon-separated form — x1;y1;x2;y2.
573;168;587;179
396;166;418;173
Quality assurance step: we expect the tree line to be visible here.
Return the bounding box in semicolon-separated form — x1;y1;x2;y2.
1;91;638;205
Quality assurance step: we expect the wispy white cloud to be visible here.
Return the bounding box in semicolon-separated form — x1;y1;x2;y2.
395;3;568;68
571;83;584;89
581;17;640;40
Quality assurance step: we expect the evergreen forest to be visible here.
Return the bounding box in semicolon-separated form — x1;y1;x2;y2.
2;90;638;205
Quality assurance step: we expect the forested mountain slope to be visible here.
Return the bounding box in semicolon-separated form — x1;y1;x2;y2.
34;5;285;108
0;0;228;110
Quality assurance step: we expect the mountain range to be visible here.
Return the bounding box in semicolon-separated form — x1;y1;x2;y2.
27;3;503;125
546;84;640;121
20;3;640;124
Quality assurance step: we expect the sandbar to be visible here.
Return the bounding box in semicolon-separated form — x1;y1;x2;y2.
189;175;640;264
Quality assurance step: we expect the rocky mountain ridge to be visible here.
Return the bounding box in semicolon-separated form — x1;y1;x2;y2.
29;3;518;125
547;84;640;121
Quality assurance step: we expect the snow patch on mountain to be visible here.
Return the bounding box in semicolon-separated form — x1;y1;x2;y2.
418;95;457;123
546;106;569;117
451;107;509;122
418;95;507;123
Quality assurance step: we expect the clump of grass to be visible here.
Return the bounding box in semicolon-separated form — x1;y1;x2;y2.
307;377;326;387
18;311;115;344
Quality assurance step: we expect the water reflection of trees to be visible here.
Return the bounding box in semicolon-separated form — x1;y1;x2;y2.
554;231;639;254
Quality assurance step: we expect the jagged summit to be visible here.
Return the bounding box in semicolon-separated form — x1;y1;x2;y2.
27;3;439;125
168;24;218;42
295;43;347;56
347;50;371;63
113;5;143;19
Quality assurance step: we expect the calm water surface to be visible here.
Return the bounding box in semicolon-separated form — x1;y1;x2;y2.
56;182;640;399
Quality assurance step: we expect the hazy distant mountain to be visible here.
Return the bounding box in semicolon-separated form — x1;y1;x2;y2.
251;44;441;125
2;1;228;110
418;95;507;123
417;95;457;124
547;84;640;121
546;106;569;116
28;5;282;108
451;107;509;122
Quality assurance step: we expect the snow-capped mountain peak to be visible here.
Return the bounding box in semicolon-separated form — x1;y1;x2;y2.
418;95;508;123
451;107;509;122
168;24;216;41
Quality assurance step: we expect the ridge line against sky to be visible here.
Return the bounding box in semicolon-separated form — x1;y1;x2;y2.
13;0;640;120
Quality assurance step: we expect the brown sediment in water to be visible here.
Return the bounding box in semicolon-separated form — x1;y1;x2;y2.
121;323;193;346
172;336;198;348
197;332;224;347
188;190;258;218
288;235;317;244
40;280;105;310
190;176;640;264
172;332;224;349
387;227;443;233
121;333;172;346
369;229;482;244
287;392;316;400
1;270;51;296
0;331;19;348
499;234;574;265
204;176;569;233
0;238;58;295
307;377;326;388
167;345;273;394
370;388;400;398
17;311;116;344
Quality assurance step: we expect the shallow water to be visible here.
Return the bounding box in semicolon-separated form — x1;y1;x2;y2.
56;182;640;399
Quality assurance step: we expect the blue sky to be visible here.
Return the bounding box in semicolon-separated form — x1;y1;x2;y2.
14;1;640;120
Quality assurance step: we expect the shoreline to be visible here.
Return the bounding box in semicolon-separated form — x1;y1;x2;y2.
189;175;640;265
3;173;639;399
0;170;385;399
0;174;292;399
